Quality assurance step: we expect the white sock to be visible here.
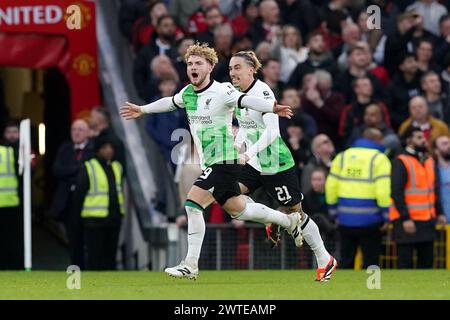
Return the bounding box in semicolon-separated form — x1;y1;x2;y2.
236;202;291;229
301;213;330;268
184;200;205;267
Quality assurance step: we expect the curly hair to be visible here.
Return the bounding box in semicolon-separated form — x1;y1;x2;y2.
232;50;262;74
184;42;218;66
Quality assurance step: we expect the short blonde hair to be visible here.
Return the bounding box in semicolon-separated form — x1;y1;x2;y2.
184;42;218;66
232;51;262;74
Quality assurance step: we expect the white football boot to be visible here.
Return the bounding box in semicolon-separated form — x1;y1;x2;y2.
286;212;304;247
165;261;198;280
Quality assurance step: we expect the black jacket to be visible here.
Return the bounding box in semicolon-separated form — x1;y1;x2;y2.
49;140;95;220
96;128;127;172
133;38;177;100
72;157;123;226
287;52;339;89
386;72;422;130
391;150;444;243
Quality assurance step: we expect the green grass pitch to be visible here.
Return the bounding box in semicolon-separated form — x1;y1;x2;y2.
0;270;449;299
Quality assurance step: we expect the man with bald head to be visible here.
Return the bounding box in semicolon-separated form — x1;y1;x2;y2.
398;96;450;143
50;118;95;268
301;134;335;193
249;0;281;47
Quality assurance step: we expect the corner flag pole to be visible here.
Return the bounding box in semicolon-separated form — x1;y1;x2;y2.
19;119;32;272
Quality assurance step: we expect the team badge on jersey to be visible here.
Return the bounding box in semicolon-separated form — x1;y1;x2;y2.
205;98;212;110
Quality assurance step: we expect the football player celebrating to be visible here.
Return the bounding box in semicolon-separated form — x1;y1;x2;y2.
120;43;304;280
229;51;337;282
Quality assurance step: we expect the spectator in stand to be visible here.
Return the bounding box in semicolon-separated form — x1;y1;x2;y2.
174;37;195;85
231;34;253;55
218;0;242;20
386;10;437;76
196;6;225;47
334;42;385;103
169;0;199;31
278;0;320;40
248;0;281;48
398;96;450;143
335;23;362;71
231;0;260;36
441;53;450;97
434;14;450;66
131;1;184;53
339;76;391;143
260;58;284;101
317;0;351;51
390;126;446;269
301;134;334;194
270;25;309;83
254;41;272;62
302;167;337;238
360;41;391;88
50;119;95;269
415;39;440;73
90;107;127;171
133;14;178;100
284;121;312;173
406;0;448;36
384;11;419;77
145;54;180;102
279;87;317;142
211;23;234;82
421;71;450;124
357;8;387;66
146;74;188;167
301;70;345;147
433;135;450;222
288;31;339;90
387;53;422;130
348;103;402;156
187;0;220;35
119;0;148;42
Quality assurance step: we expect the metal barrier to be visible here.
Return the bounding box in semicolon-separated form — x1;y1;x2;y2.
167;223;450;270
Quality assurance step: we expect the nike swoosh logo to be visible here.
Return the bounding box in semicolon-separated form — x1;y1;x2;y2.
188;232;198;236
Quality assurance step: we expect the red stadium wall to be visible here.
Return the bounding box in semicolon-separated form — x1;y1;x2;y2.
0;0;100;119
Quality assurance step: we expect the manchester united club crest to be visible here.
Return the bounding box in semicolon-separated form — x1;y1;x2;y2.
72;54;96;76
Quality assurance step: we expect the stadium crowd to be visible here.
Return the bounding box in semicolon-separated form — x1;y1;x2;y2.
119;0;450;269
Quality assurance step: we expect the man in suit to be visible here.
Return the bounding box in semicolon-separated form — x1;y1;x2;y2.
50;119;94;268
90;107;126;171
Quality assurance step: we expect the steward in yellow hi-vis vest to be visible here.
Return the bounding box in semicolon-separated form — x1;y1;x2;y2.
325;128;391;268
72;137;124;270
0;121;24;270
0;145;19;208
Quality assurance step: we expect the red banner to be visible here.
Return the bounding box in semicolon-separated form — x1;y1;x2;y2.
0;0;100;119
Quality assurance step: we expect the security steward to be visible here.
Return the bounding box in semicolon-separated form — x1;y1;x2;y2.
72;136;124;270
326;128;391;268
0;136;23;269
390;126;446;268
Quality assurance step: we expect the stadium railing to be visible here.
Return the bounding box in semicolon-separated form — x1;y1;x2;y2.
167;223;450;271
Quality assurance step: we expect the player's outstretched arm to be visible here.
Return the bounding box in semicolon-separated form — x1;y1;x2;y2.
119;102;144;120
240;95;293;119
119;97;178;120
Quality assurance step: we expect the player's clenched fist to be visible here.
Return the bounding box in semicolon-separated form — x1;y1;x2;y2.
119;102;144;120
